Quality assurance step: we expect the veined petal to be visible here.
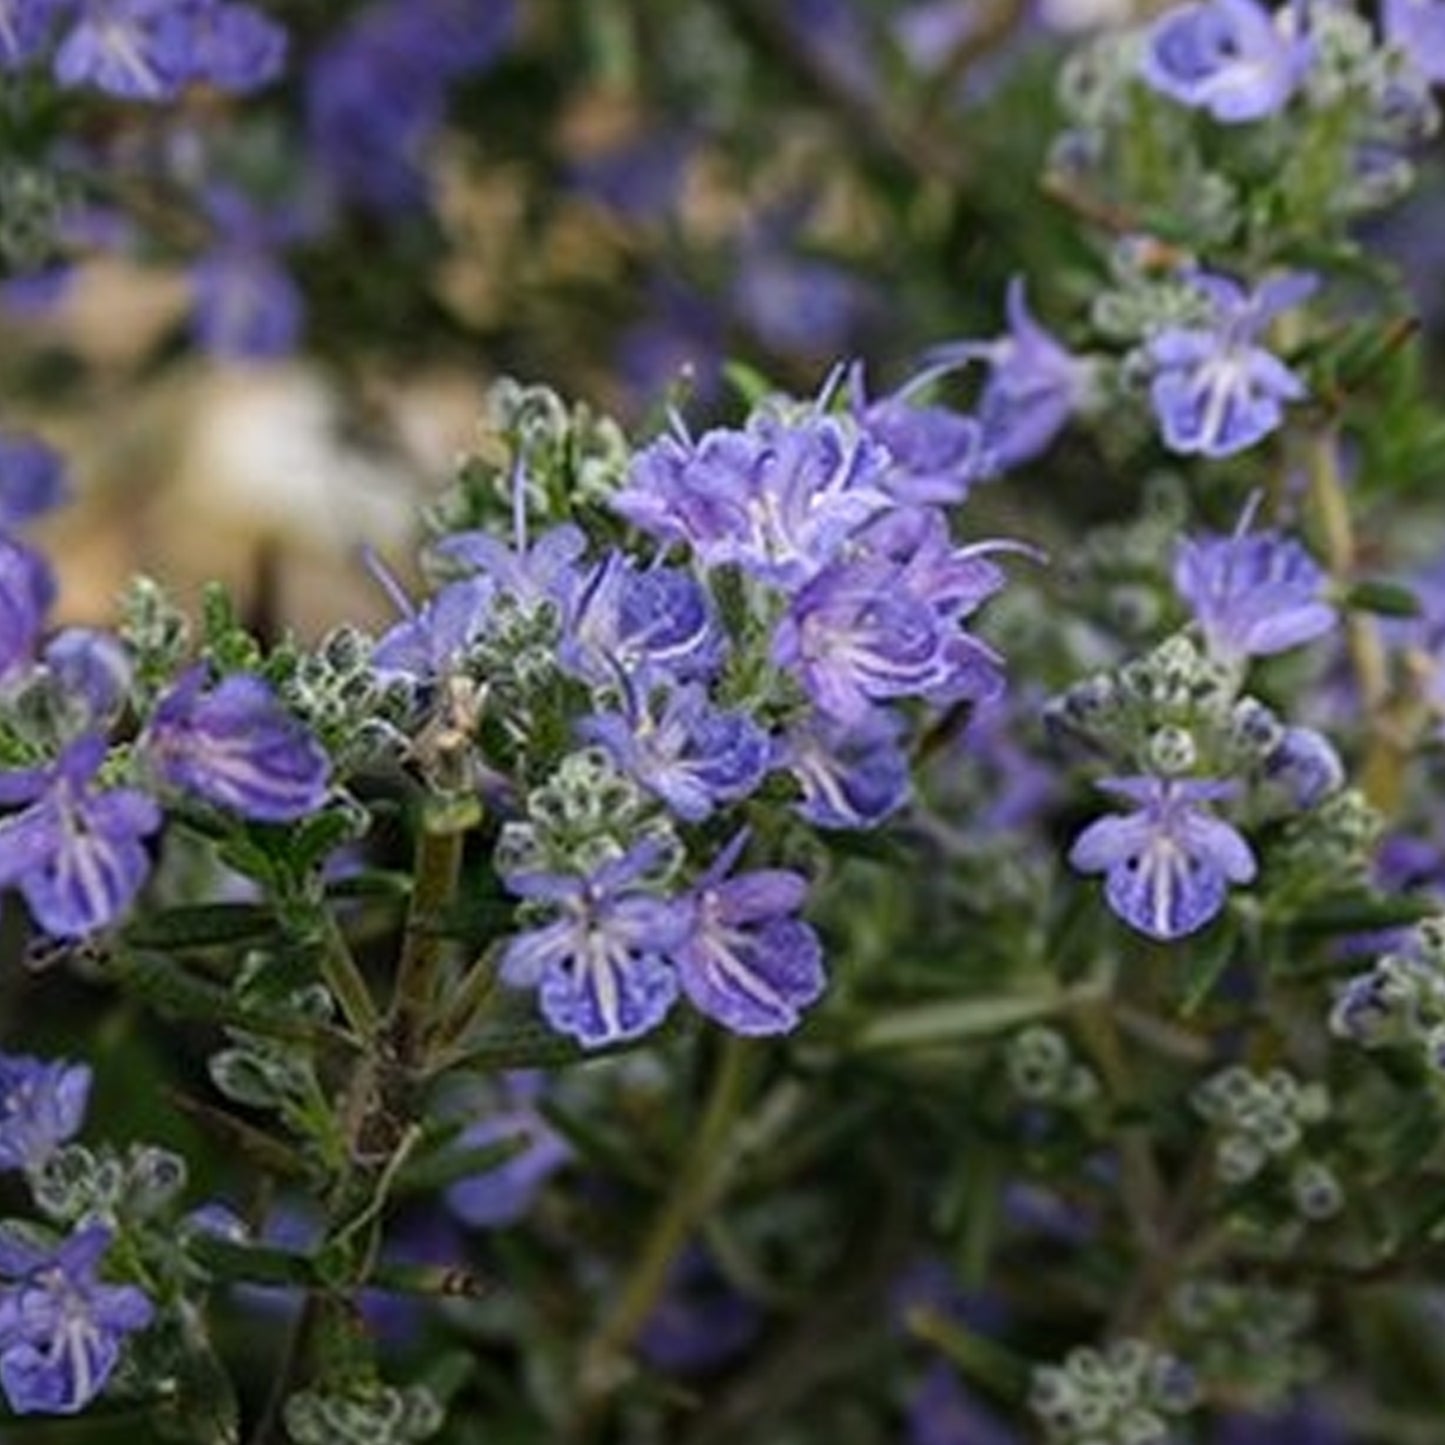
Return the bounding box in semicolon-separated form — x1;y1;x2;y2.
538;944;677;1048
675;919;824;1036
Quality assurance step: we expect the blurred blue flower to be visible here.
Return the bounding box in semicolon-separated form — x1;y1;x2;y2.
0;533;54;679
0;1052;90;1172
1384;0;1445;86
908;1361;1017;1445
0;1225;152;1415
0;735;159;939
0;433;68;527
1146;271;1316;457
0;0;66;67
145;667;331;823
1069;775;1256;940
637;1245;762;1375
445;1074;571;1229
1141;0;1310;122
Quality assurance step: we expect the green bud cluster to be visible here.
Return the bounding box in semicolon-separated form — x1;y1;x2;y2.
1029;1339;1198;1444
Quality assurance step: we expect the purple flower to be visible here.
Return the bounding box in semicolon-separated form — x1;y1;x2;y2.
0;0;66;67
580;685;770;824
161;0;286;94
562;555;725;688
0;534;54;679
371;577;492;683
638;1246;762;1375
0;434;68;527
670;831;825;1036
774;561;960;724
306;0;515;211
731;248;873;360
500;844;688;1049
435;523;588;618
53;0;189;100
0;1225;153;1416
1146;271;1316;458
850;364;987;506
908;1361;1018;1445
1264;726;1343;807
1386;0;1445;85
145;667;330;823
191;247;302;361
782;708;912;829
774;513;1010;723
930;279;1084;474
444;1074;571;1228
1141;0;1310;122
1174;505;1335;662
0;736;159;939
613;409;894;589
0;1053;90;1172
1069;776;1257;940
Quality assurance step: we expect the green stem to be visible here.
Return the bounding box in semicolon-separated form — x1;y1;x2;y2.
317;910;380;1040
389;821;465;1068
1304;426;1414;815
577;1036;752;1416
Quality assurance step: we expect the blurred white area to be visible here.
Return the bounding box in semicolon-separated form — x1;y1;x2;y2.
34;360;482;638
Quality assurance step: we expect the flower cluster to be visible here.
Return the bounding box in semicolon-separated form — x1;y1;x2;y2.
0;0;286;99
1029;1340;1198;1444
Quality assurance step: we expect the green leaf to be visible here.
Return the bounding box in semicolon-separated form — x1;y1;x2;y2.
124;903;281;952
1175;917;1238;1017
1290;893;1440;935
1346;580;1421;618
396;1131;533;1195
853;990;1070;1050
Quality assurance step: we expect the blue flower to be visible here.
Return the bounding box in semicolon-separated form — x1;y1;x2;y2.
850;363;987;506
0;1053;90;1172
53;0;287;98
0;1225;153;1416
579;684;770;823
306;0;515;212
670;831;825;1036
0;0;66;67
782;709;912;829
612;409;894;589
1174;504;1335;663
435;522;588;619
773;511;1011;723
0;736;159;939
908;1361;1018;1445
500;843;688;1049
1386;0;1445;85
0;433;68;527
774;560;958;724
929;279;1084;474
444;1074;571;1229
145;667;330;823
1141;0;1310;122
1069;776;1256;940
1261;725;1343;809
161;0;286;94
562;555;725;688
371;577;492;684
637;1246;762;1376
1146;271;1316;457
40;630;133;737
0;533;54;680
